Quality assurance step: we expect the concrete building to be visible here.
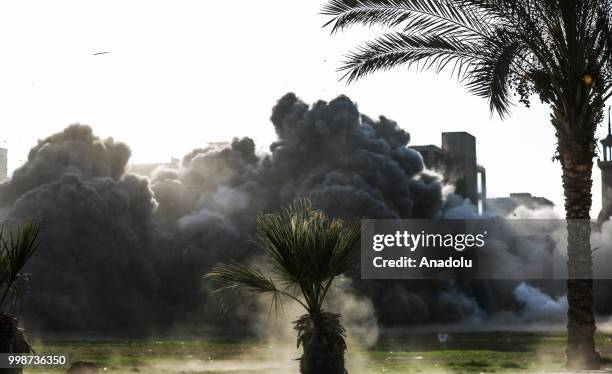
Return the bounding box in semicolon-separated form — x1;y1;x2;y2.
0;147;7;182
412;132;558;217
598;107;612;222
412;132;487;212
128;158;179;177
487;193;555;217
128;142;230;177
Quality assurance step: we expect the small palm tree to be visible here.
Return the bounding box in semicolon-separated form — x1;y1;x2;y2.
206;200;360;374
0;221;40;374
322;0;612;369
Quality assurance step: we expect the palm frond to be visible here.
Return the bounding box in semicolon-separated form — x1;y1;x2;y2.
338;32;482;83
0;221;40;307
322;0;495;39
464;32;523;117
254;199;360;312
207;199;360;315
206;263;277;294
205;262;297;312
324;0;612;118
256;199;360;282
322;0;544;117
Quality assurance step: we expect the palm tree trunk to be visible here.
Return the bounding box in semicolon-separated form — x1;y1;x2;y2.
295;312;348;374
559;133;599;369
0;312;32;374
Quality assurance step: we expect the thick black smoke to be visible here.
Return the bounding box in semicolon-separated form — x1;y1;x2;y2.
0;93;597;336
149;93;443;225
257;93;443;219
0;126;178;334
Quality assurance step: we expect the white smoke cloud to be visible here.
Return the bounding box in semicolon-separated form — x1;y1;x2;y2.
513;283;567;322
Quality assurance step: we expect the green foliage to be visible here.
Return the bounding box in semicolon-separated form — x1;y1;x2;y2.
323;0;612;122
206;199;360;315
0;221;40;308
28;332;589;373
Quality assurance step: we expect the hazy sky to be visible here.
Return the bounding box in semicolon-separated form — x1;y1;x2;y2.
0;1;608;216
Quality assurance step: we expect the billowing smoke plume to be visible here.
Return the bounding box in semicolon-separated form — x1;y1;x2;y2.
0;93;607;336
149;93;444;223
0;94;446;335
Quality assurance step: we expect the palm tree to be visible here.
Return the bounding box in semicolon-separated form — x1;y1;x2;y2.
206;200;360;374
322;0;612;369
0;221;40;374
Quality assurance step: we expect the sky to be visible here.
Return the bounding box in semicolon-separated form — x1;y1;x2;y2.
0;0;608;216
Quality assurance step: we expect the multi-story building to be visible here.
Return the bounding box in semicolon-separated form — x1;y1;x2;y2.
412;132;487;212
0;147;7;182
598;107;612;222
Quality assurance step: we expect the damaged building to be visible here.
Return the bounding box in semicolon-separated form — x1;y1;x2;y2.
412;132;558;217
412;132;487;213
